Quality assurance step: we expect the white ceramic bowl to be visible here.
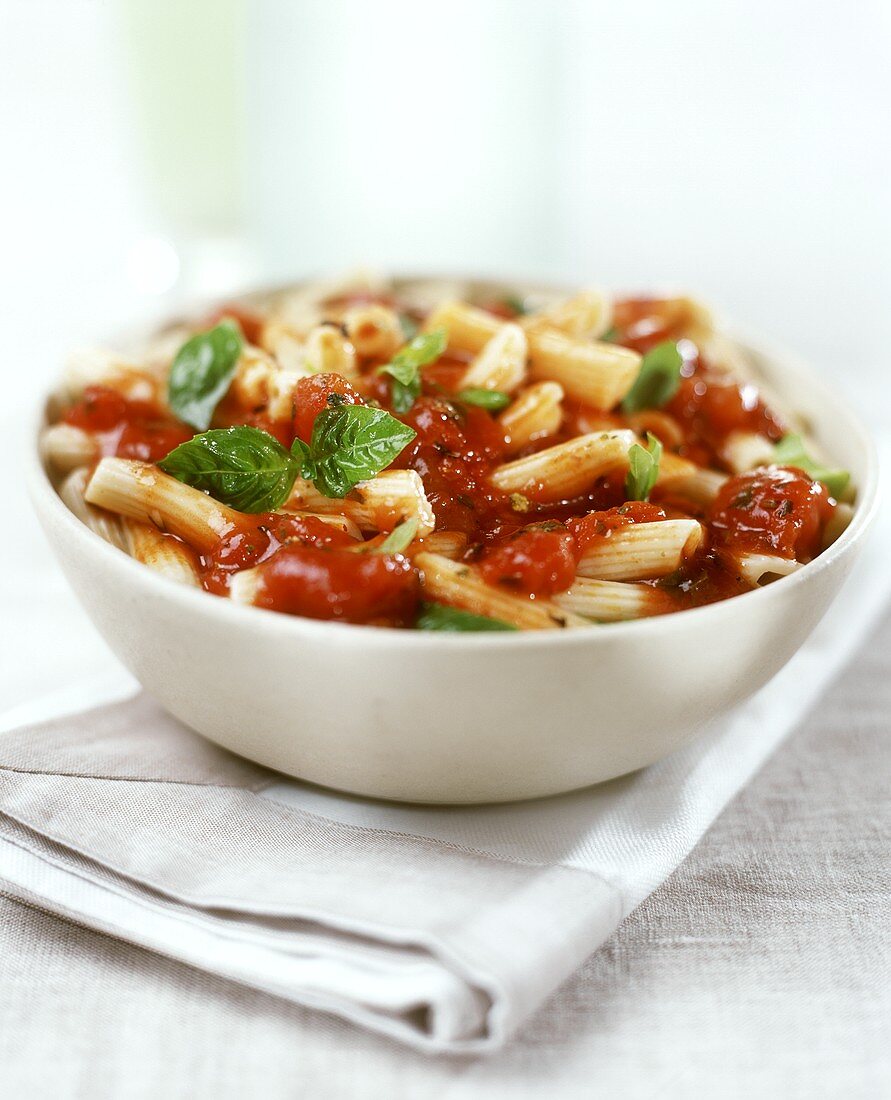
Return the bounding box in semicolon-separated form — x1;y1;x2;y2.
28;306;879;803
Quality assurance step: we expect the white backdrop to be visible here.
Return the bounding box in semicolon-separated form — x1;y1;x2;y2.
2;0;889;419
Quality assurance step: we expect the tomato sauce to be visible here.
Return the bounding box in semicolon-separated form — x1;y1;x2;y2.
58;290;844;626
708;466;834;561
64;386;193;462
251;545;419;625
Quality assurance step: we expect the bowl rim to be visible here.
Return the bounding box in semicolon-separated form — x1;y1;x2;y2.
27;292;881;653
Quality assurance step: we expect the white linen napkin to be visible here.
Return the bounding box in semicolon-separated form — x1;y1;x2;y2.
1;415;887;1052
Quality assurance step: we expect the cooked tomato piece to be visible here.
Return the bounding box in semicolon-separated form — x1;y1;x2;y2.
479;525;576;596
708;466;833;560
64;386;130;432
567;502;667;553
252;545;419;624
292;373;362;443
667;371;786;456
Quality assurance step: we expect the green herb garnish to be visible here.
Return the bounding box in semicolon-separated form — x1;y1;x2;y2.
771;434;850;498
302;405;417;497
456;387;511;412
416;602;517;632
376;517;419;555
599;326;620;343
378;328;447;413
620;340;683;414
502;293;529;316
160;406;415;511
159;426;299;512
167;322;243;430
625;432;663;501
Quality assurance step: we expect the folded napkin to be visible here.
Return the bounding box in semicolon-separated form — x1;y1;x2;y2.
1;444;887;1052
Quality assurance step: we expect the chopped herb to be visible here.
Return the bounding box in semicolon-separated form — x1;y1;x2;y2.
376;517;419;555
599;326;620;343
456;387;511;412
416;602;517;632
771;434;850;498
625;432;663;501
377;328;447;413
502;293;529;316
620;340;683;414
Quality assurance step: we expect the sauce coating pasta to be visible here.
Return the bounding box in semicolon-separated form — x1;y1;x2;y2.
46;277;854;630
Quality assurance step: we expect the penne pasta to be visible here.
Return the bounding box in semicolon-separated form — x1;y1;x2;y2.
85;457;245;554
415;553;588;630
417;530;468;560
46;274;853;630
526;328;641;410
58;467;129;551
523;288;613;341
721;430;776;474
725;551;803;586
42;424;100;475
554;578;672;621
124;521;201;586
490;430;637;500
287;470;436;537
343;304;404;360
458;323;528;394
576;520;704;581
426;300;641;409
303;324;359;378
499;381;564;455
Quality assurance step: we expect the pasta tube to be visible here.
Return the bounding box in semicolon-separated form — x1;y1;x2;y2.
726;551;802;586
415;553;587;630
42;424;100;475
58;468;128;551
721;430;776;474
499;382;564;455
418;530;468;560
343;304;404;360
427;301;641;409
458;323;528;394
576;520;704;581
554;578;672;621
523;288;613;341
124;521;201;586
85;457;245;553
490;430;637;500
527;328;641;409
287;470;436;537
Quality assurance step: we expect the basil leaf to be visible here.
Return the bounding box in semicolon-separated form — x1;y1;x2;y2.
599;326;620;343
376;517;419;555
621;340;682;414
625;432;663;501
167;322;243;430
159;427;299;512
310;405;417;498
772;434;850;498
456;387;511;411
378;328;447;413
290;436;316;480
416;602;517;632
501;293;529;316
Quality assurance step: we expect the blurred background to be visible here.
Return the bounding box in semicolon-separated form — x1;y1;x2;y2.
2;0;890;416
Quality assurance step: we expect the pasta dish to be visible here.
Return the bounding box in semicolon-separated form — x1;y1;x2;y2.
42;275;854;631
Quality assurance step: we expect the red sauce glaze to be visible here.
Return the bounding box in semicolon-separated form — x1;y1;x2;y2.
667;367;786;464
292;374;363;443
567;502;668;553
479;525;577;596
611;297;692;353
252;545;419;625
201;513;355;594
64;386;193;462
708;466;834;560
